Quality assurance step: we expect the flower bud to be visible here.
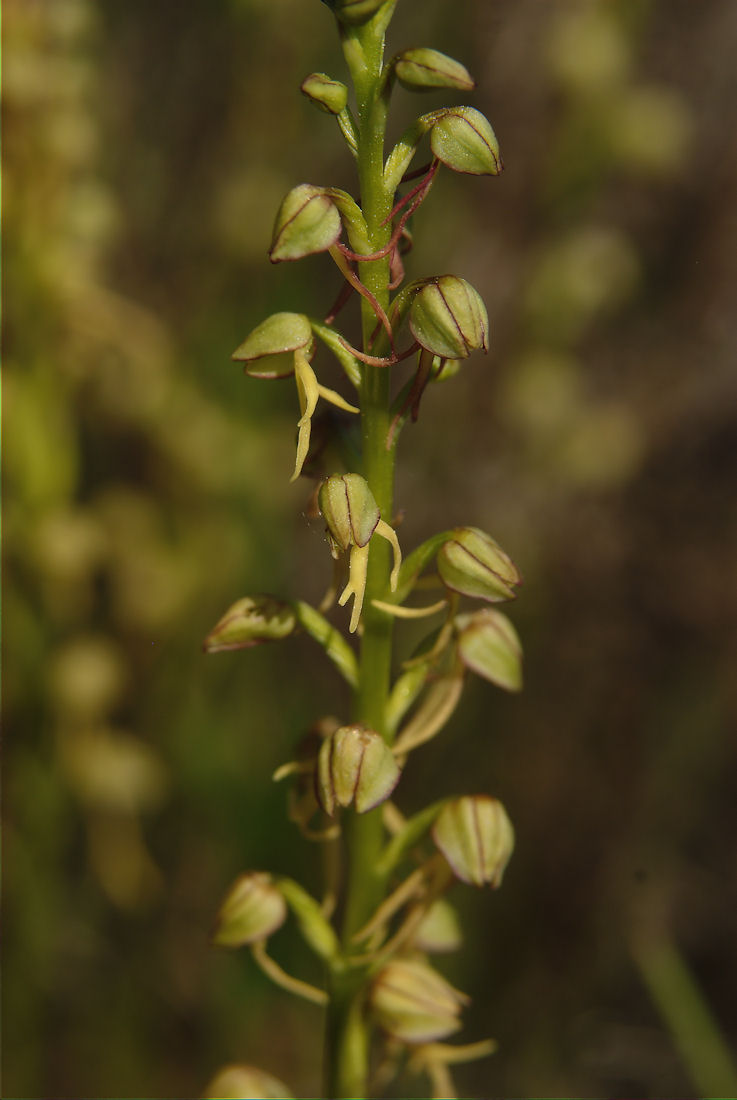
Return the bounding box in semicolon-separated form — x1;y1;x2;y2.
212;872;287;948
322;0;388;26
456;608;523;692
202;1064;294;1100
409;275;488;360
319;472;380;552
316;724;400;816
414;898;463;954
301;72;348;115
269;184;343;263
232;314;359;482
370;957;468;1043
432;796;514;887
438;527;521;603
203;596;297;653
231;312;312;379
318;473;402;632
394;48;475;93
430;106;502;175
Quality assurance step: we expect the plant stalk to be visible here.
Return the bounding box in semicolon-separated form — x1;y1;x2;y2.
325;13;397;1098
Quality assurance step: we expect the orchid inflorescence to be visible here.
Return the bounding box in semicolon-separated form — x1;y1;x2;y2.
204;3;523;1097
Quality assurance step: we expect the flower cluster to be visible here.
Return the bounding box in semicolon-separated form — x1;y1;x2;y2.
204;4;523;1097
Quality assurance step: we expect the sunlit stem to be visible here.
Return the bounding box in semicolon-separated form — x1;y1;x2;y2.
417;1039;499;1066
251;940;328;1006
371;597;448;619
348;901;427;967
272;759;314;782
337;106;359;156
328;7;398;1097
352;866;426;944
382;800;406;836
427;1060;456;1100
400;612;457;669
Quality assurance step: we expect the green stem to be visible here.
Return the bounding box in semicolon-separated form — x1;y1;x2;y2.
632;928;737;1098
324;12;397;1099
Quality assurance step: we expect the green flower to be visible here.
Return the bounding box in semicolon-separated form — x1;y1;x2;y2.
318;473;402;632
409;276;488;361
232;313;358;480
316;724;400;815
432;795;514;887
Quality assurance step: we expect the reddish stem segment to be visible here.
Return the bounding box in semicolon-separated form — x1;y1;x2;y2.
336;160;439;267
386;347;435;450
329;246;396;351
338;336;419;369
324;277;355;325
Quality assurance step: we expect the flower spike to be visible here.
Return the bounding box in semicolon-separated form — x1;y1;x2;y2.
213;5;522;1095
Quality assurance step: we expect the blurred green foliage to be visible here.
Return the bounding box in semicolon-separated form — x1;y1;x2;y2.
4;0;737;1097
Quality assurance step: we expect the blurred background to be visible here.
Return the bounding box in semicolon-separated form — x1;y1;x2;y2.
4;0;737;1096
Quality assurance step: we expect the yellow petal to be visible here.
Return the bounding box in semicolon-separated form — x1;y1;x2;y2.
375;518;402;590
337;543;370;632
317;382;359;415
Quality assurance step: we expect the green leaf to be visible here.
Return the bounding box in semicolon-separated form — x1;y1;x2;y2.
278;878;340;961
294;600;358;687
376;800;446;876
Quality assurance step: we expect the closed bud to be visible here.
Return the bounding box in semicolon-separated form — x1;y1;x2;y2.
212;872;287;948
269;184;343;262
318;474;401;632
432;796;514;887
231;312;312;379
322;0;387;26
456;608;523;692
438;527;521;603
431;106;502;175
316;724;400;816
203;596;297;653
319;472;380;552
370;957;468;1043
414;898;463;954
232;313;359;482
301;72;348;115
394;48;475;93
202;1064;294;1100
409;275;488;360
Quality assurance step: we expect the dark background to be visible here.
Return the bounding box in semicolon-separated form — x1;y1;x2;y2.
4;0;737;1096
